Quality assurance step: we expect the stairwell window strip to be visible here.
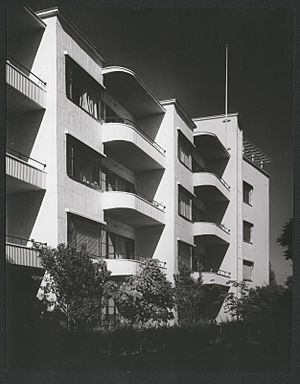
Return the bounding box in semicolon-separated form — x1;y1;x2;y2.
243;220;253;243
178;185;193;221
243;181;253;205
178;131;193;170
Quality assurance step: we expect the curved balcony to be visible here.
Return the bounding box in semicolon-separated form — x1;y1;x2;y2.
6;236;44;269
6;150;47;192
102;118;165;171
102;189;166;227
193;172;230;202
193;222;230;245
6;58;46;115
193;132;230;160
102;66;165;118
192;270;231;286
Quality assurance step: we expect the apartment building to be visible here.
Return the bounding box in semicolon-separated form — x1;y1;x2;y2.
5;7;270;322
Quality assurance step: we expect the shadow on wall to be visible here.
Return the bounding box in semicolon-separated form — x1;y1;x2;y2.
6;190;46;241
135;225;164;259
135;169;165;201
7;110;45;159
137;113;165;142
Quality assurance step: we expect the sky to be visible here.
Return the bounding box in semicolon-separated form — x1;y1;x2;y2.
32;4;294;284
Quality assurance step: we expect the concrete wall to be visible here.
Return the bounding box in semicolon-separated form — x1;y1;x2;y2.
242;159;270;287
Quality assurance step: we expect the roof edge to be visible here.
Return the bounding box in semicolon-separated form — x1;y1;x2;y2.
193;112;239;122
160;99;196;130
36;7;107;65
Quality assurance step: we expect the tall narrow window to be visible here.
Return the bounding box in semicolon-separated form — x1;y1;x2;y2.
243;181;253;205
178;131;193;170
178;185;193;221
243;260;254;281
243;221;253;243
178;241;193;268
65;55;104;120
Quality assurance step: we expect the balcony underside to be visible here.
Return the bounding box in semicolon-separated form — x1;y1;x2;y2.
193;222;230;245
6;154;46;192
103;191;165;227
7;85;45;117
102;124;165;172
102;66;165;118
7;7;46;38
192;271;231;287
194;132;230;160
194;173;230;202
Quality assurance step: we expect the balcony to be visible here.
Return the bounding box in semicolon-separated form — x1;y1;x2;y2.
192;270;231;286
193;222;230;245
193;172;230;202
102;117;165;172
6;236;44;269
6;150;46;192
100;257;166;276
102;66;165;118
193;132;230;160
6;58;46;115
102;187;166;227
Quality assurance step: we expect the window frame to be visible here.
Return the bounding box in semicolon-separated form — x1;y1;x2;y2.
243;220;254;243
243;181;253;206
178;185;193;222
177;131;193;171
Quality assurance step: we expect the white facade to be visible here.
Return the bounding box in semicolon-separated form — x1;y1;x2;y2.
5;7;270;321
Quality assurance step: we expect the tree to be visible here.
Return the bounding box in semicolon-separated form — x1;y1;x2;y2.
34;243;115;331
224;281;286;323
173;261;205;324
277;218;293;261
114;258;174;326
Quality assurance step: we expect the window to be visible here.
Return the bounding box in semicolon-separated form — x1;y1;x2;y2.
67;214;105;257
65;55;104;120
243;181;253;205
102;168;135;193
243;260;254;281
178;240;193;267
66;135;102;189
178;185;193;221
105;232;135;259
178;131;193;170
243;221;253;243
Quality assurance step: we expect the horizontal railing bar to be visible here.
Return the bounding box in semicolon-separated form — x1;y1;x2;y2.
6;234;47;245
105;117;166;155
7;56;47;87
7;147;46;170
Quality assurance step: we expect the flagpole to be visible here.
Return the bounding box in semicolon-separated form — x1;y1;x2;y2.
225;43;229;127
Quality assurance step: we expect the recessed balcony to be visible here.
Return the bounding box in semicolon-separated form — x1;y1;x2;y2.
102;118;165;172
102;188;166;227
193;172;230;202
193;222;230;245
6;236;43;269
6;150;47;193
6;58;46;115
192;270;231;286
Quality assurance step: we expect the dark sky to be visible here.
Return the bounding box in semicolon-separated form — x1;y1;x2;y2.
36;5;294;284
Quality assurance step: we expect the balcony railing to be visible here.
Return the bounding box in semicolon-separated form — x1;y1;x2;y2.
7;56;47;88
7;147;46;170
6;151;46;190
6;235;46;269
105;184;166;212
6;59;46;110
218;223;231;234
105;117;166;155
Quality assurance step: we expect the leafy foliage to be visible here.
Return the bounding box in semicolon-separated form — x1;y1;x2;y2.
113;258;174;325
34;243;115;331
224;280;287;323
173;261;205;323
277;218;293;261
